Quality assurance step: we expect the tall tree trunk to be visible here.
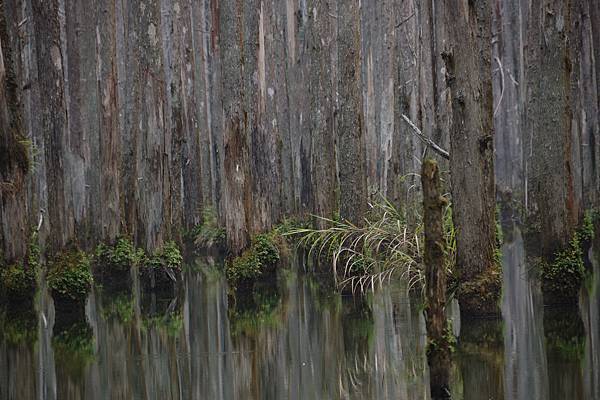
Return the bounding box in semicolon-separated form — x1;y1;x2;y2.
307;0;337;227
0;5;29;262
442;0;500;316
422;159;451;399
525;0;580;257
337;0;366;223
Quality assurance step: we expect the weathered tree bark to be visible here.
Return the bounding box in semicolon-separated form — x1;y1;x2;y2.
525;0;580;257
422;159;451;400
31;0;71;252
307;0;337;227
337;0;366;224
442;0;500;316
1;0;599;265
0;4;29;262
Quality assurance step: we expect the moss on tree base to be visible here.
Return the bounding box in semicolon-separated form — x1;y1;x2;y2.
47;249;93;308
539;212;593;305
457;262;502;317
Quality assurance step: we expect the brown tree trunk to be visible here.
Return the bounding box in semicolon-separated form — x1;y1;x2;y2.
442;0;500;317
422;159;451;400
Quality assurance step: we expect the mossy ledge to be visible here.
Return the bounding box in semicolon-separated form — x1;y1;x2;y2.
539;212;594;305
0;231;40;302
139;240;184;291
47;249;93;308
225;220;298;289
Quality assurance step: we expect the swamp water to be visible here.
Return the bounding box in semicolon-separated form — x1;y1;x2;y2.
1;229;599;399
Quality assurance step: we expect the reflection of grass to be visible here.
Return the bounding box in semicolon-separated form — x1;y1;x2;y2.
306;273;340;312
0;304;37;346
53;320;95;378
229;288;282;336
342;298;374;352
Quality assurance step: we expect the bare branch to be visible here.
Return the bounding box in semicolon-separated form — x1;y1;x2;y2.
401;114;450;160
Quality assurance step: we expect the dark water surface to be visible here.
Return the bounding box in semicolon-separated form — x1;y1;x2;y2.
1;233;599;399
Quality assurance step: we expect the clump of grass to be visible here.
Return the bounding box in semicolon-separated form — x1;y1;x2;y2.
284;196;456;293
95;237;144;271
191;207;226;250
47;250;93;303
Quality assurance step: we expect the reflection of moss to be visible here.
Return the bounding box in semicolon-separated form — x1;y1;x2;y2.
0;304;37;346
52;320;95;377
459;318;503;352
100;292;134;324
47;250;93;303
142;311;183;338
544;308;585;362
229;284;282;336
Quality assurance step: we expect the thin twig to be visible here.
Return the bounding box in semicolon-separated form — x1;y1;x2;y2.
395;12;415;28
401;114;450;160
494;56;505;117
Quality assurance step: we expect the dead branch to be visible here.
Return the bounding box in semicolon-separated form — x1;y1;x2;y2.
401;114;450;160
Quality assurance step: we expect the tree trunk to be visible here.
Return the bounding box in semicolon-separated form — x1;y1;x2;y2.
525;0;580;257
442;0;500;317
337;0;366;224
0;6;29;262
422;158;451;400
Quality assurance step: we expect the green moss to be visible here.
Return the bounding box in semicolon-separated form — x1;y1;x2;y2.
427;320;457;357
47;250;93;303
95;237;144;271
458;262;502;316
190;207;226;249
226;233;280;286
0;231;40;299
145;241;183;270
540;217;593;302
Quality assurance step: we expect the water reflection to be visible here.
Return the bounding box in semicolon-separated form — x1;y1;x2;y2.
0;248;598;399
501;222;548;399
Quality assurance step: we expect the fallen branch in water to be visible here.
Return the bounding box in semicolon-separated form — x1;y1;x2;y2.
401;114;450;160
